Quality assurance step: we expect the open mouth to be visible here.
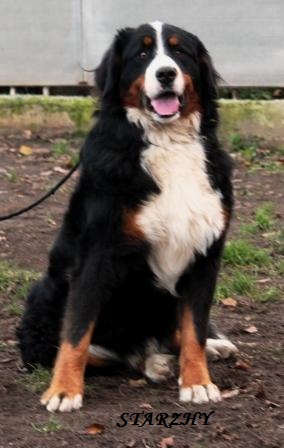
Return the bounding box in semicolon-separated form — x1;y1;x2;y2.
145;92;184;118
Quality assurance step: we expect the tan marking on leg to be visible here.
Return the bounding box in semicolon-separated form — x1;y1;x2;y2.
123;208;145;241
179;308;211;387
41;324;94;405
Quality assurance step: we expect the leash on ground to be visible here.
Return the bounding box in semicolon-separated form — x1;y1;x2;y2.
0;162;80;222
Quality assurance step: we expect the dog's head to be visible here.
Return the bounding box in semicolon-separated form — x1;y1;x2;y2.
95;21;218;124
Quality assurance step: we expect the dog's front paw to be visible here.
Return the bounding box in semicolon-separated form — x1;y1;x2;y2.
179;383;221;404
41;386;83;412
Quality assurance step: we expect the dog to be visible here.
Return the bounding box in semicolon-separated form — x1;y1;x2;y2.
17;21;237;412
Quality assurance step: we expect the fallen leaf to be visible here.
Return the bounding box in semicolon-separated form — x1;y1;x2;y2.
234;360;251;371
53;166;69;174
257;278;271;284
243;325;258;334
139;402;153;410
221;389;240;399
221;297;237;307
128;378;147;388
19;145;33;156
40;170;53;177
85;423;105;435
126;440;136;448
265;400;280;408
158;436;175;448
23;129;32;139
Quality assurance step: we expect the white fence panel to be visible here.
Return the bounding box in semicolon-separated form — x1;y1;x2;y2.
0;0;283;86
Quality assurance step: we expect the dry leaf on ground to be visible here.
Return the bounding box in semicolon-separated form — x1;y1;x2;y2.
19;145;33;156
243;325;258;334
85;422;105;435
158;436;175;448
221;297;237;307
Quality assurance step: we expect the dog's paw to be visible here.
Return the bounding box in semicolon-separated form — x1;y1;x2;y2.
41;387;83;412
206;338;238;361
144;354;175;383
179;383;221;404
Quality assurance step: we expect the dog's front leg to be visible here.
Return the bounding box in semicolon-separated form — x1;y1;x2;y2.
41;250;115;412
178;241;224;404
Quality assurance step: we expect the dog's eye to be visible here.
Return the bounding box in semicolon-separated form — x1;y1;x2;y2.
139;51;148;59
174;49;182;55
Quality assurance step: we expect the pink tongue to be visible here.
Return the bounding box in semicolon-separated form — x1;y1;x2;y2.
151;96;179;116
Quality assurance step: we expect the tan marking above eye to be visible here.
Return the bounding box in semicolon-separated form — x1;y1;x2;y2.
143;35;153;46
169;35;180;46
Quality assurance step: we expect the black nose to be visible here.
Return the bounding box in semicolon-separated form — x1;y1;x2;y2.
156;67;177;86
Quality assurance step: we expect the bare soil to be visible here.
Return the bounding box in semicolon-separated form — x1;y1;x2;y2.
0;131;283;448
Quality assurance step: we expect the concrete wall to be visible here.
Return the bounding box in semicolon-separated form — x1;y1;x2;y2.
0;0;283;86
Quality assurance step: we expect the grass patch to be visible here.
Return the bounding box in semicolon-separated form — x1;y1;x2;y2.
19;366;51;393
229;133;258;163
6;168;19;183
232;272;255;295
52;139;69;157
0;261;39;300
223;239;270;267
241;203;275;235
258;287;280;303
216;272;255;301
254;203;274;231
31;416;63;433
52;139;79;167
0;261;39;317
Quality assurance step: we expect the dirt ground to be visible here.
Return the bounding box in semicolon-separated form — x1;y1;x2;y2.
0;130;283;448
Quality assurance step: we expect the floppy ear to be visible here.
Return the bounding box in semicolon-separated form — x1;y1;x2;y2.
197;40;220;126
95;28;133;101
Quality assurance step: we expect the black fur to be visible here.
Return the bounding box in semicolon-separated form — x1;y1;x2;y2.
17;23;233;374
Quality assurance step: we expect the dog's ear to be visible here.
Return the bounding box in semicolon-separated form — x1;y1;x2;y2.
197;40;220;127
95;28;133;101
197;40;219;103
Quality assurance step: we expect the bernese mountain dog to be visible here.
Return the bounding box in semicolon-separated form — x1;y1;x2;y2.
17;21;238;412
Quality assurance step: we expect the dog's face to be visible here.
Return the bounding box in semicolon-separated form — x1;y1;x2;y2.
96;22;217;124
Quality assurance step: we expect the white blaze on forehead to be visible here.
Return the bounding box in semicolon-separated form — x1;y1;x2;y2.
150;21;164;54
144;21;185;100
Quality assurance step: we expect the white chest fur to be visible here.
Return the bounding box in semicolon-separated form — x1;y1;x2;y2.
127;110;225;294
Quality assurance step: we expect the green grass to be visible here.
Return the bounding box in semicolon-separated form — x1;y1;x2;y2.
31;416;63;433
217;199;283;303
19;365;51;393
258;287;280;303
52;139;69;157
5;168;19;183
254;203;274;231
229;134;284;172
0;261;38;300
223;240;270;267
241;203;275;235
232;272;255;295
229;133;258;163
0;261;39;317
216;272;255;301
52;139;79;167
